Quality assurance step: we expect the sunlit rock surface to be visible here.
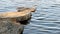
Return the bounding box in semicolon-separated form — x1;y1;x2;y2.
0;7;36;34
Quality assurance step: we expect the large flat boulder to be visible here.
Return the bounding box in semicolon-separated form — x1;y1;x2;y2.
0;7;36;34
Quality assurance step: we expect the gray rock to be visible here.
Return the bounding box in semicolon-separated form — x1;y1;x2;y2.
0;18;24;34
0;7;36;34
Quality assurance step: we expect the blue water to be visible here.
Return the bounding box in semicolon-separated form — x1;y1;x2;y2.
0;0;60;34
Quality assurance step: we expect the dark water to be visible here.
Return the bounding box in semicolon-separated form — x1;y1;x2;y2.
0;0;60;34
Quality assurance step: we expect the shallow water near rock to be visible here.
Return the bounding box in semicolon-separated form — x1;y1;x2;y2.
0;0;60;34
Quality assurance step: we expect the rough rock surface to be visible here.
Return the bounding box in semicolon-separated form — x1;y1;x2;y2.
0;7;36;34
0;18;24;34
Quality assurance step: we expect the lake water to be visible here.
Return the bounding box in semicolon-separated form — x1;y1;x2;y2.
0;0;60;34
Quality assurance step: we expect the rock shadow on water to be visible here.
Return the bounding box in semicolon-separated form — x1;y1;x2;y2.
17;17;31;25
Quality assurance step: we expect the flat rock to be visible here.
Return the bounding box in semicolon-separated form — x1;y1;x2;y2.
0;7;36;34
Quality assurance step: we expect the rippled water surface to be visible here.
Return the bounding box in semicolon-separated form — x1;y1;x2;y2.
0;0;60;34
